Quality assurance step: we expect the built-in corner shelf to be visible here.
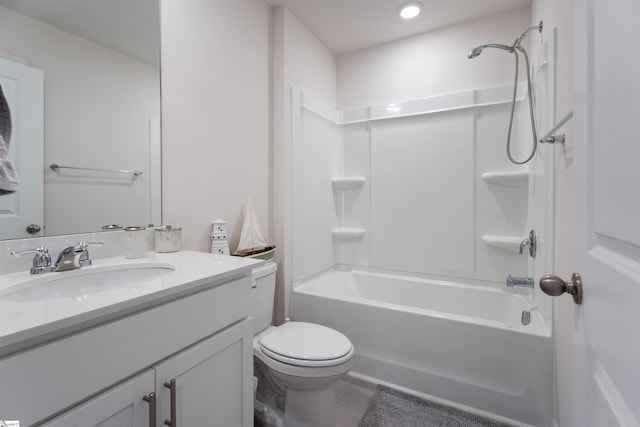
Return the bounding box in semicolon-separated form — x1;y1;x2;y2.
332;228;366;240
481;171;528;187
331;177;366;190
481;235;523;252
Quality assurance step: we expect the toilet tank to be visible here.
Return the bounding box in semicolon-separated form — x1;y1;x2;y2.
251;262;277;333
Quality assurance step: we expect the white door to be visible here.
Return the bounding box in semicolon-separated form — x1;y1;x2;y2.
0;57;44;239
572;0;640;425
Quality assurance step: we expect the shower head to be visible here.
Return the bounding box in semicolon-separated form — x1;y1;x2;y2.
467;43;514;59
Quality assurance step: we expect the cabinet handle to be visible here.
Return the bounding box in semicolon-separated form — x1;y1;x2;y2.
164;379;177;427
142;392;156;427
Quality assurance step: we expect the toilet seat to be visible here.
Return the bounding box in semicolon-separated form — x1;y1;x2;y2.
259;322;353;368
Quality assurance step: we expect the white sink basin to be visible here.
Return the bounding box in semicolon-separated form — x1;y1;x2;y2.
0;263;175;302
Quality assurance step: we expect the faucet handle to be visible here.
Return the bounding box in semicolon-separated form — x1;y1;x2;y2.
519;229;537;258
11;246;49;257
75;241;104;266
75;241;104;251
10;246;53;274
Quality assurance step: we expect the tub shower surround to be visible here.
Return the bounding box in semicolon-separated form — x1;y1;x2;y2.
290;84;556;426
291;85;542;283
291;85;553;294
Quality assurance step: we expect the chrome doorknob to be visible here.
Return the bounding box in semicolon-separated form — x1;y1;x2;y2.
539;273;583;305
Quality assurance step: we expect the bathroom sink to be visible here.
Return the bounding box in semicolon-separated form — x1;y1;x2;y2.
0;262;175;302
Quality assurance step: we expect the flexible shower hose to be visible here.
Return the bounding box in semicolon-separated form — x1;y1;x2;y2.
506;47;538;165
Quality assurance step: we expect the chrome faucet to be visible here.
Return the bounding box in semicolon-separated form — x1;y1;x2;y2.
53;245;83;272
53;242;104;272
506;275;534;288
11;242;103;274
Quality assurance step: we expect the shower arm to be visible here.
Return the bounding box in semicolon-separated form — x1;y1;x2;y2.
511;21;543;51
467;21;543;59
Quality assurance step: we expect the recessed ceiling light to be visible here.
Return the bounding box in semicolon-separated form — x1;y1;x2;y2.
398;1;423;19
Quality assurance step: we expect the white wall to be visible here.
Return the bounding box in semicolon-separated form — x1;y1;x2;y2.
274;8;337;108
337;7;531;110
160;0;271;252
0;6;159;235
272;7;336;322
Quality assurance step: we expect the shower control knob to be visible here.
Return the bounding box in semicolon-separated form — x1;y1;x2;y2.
539;273;583;305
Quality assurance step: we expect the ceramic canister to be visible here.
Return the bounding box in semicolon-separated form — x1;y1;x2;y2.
123;226;147;259
155;225;182;252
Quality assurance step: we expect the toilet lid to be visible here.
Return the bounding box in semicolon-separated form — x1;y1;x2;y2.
259;322;353;367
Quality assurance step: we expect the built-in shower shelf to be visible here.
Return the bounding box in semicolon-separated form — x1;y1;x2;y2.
481;235;523;252
481;171;528;186
332;228;366;240
332;177;366;190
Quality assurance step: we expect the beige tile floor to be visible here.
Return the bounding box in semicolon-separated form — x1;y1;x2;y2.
334;376;378;427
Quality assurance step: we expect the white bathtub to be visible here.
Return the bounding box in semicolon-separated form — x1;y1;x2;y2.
291;268;553;427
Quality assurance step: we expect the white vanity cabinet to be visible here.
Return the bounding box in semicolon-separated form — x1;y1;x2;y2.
41;319;253;427
0;254;259;427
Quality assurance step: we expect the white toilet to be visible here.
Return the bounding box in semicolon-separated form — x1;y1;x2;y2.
252;263;354;427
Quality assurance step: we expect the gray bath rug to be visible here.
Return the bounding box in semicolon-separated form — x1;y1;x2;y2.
358;385;512;427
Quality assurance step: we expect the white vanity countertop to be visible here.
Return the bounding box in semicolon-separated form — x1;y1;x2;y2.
0;250;263;356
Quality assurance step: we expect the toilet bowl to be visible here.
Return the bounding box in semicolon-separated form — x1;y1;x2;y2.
252;263;354;427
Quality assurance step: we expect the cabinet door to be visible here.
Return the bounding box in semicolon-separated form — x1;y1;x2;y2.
41;370;155;427
155;318;253;427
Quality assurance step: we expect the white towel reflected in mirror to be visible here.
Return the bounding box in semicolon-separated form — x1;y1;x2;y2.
0;82;19;195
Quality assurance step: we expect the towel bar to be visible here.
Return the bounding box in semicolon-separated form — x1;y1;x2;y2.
50;163;143;176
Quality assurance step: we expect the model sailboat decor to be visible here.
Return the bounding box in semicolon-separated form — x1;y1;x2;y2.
234;197;276;262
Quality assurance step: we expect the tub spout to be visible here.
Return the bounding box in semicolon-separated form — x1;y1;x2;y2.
506;275;534;288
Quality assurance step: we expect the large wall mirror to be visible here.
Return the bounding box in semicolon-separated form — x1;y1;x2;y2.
0;0;161;240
